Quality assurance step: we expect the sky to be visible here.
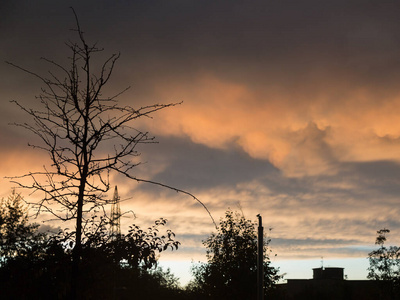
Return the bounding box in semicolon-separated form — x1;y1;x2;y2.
2;0;400;285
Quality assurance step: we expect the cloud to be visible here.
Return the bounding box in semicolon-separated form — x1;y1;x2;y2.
108;140;400;262
3;0;400;278
140;73;400;179
4;1;400;179
133;136;278;192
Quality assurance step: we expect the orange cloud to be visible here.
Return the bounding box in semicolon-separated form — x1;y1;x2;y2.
138;74;400;177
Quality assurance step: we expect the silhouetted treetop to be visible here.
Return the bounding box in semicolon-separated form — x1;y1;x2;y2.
189;209;281;300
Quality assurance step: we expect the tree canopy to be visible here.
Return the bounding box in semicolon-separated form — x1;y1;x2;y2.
0;189;45;266
189;209;281;300
368;228;400;281
367;228;400;299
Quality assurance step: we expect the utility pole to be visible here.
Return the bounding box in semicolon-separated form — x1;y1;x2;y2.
257;214;264;300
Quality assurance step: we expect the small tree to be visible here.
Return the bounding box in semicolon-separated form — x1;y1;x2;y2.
368;228;400;282
6;8;216;298
0;189;58;299
367;228;400;300
190;209;281;300
0;189;44;265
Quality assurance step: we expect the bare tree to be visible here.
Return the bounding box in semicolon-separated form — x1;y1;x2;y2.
7;9;214;298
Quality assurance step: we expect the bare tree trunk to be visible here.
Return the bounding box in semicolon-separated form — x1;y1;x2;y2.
71;183;85;299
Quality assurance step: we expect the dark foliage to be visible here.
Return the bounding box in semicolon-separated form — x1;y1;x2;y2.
368;228;400;281
0;189;47;266
0;191;186;299
189;209;282;300
367;228;400;299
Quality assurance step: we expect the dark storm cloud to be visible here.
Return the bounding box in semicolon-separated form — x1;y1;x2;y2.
4;0;400;87
262;159;400;200
135;136;279;192
341;160;400;197
148;0;400;90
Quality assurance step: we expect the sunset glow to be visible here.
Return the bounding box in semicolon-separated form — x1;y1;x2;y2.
2;0;400;284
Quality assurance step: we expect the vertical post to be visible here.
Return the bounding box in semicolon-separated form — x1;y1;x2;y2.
257;214;264;300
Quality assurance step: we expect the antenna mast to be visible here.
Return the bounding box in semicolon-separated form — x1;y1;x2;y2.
321;256;324;269
110;186;121;237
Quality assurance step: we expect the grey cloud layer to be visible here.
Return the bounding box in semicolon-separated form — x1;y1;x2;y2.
136;136;278;191
3;1;400;90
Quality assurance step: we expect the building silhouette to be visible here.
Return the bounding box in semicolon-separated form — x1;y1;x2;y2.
275;267;398;300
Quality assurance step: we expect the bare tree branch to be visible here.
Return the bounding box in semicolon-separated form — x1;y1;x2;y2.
7;8;216;298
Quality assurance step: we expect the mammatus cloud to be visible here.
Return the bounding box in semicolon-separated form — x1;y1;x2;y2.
142;74;400;178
